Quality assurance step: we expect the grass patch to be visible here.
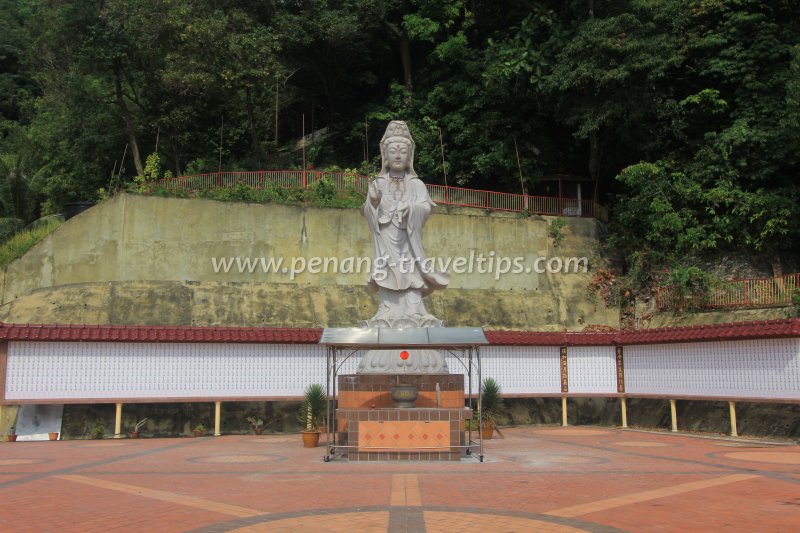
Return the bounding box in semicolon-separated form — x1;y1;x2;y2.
0;219;62;268
141;179;365;210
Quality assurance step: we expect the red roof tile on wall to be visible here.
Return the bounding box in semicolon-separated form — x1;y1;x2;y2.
618;319;800;345
0;319;797;346
0;324;323;344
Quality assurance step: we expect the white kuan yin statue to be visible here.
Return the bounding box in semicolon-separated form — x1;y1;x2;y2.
358;120;451;374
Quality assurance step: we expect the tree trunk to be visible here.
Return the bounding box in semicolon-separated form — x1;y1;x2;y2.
114;65;144;178
274;77;279;147
245;85;263;167
589;129;602;201
399;29;413;93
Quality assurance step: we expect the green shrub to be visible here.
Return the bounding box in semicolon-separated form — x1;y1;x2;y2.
549;218;567;246
788;288;800;318
667;265;716;312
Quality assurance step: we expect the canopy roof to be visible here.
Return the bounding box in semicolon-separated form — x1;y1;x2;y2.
320;327;488;348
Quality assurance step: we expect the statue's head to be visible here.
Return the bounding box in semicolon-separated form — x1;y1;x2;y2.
378;120;418;178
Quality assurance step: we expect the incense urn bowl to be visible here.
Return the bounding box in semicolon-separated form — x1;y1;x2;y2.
390;384;419;408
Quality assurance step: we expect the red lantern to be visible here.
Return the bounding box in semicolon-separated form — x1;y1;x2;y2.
400;350;409;360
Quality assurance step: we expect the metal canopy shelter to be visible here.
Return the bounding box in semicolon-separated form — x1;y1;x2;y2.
320;326;489;462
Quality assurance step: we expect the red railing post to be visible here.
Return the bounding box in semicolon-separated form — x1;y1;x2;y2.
217;172;222;188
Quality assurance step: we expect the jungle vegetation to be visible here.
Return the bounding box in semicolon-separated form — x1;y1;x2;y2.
1;0;798;286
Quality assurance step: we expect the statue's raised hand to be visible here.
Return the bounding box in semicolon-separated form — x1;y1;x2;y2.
368;179;382;206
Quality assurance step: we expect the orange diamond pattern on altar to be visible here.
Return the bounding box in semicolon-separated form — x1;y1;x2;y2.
359;421;450;450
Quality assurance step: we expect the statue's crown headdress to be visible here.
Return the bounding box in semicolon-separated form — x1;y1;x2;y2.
380;120;414;147
378;120;418;178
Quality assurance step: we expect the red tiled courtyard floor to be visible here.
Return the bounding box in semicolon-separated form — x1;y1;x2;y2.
1;427;799;532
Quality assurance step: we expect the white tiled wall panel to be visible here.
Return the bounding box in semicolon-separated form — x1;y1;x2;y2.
624;339;800;399
567;346;617;394
5;342;327;400
5;338;799;401
465;346;562;395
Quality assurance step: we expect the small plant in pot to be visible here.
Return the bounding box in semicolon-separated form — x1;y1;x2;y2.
298;384;326;448
130;418;148;439
246;416;265;435
192;424;206;437
480;377;505;440
7;426;17;442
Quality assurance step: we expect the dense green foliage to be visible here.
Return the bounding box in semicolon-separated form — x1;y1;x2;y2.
1;0;798;278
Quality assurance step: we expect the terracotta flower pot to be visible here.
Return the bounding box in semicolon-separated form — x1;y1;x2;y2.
7;435;17;442
48;432;59;441
254;427;264;435
482;422;494;440
130;431;139;439
193;430;203;438
301;430;320;448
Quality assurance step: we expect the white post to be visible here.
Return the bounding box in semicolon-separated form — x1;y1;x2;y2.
561;397;568;427
214;402;222;437
729;401;738;437
670;399;678;432
621;398;628;428
114;403;123;439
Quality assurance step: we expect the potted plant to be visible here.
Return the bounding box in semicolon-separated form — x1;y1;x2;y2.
298;384;326;448
7;426;16;442
192;424;205;437
246;416;265;435
130;418;148;439
480;377;505;440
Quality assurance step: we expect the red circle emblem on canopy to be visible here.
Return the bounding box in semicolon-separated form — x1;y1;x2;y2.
400;350;410;360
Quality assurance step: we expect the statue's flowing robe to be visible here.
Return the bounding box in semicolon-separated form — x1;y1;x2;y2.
361;176;450;298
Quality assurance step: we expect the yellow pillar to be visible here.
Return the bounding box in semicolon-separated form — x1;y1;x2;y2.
729;401;738;437
561;397;568;427
214;402;222;437
670;399;678;432
620;398;628;428
114;403;123;439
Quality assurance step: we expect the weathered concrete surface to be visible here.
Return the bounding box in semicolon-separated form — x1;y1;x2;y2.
0;194;618;330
